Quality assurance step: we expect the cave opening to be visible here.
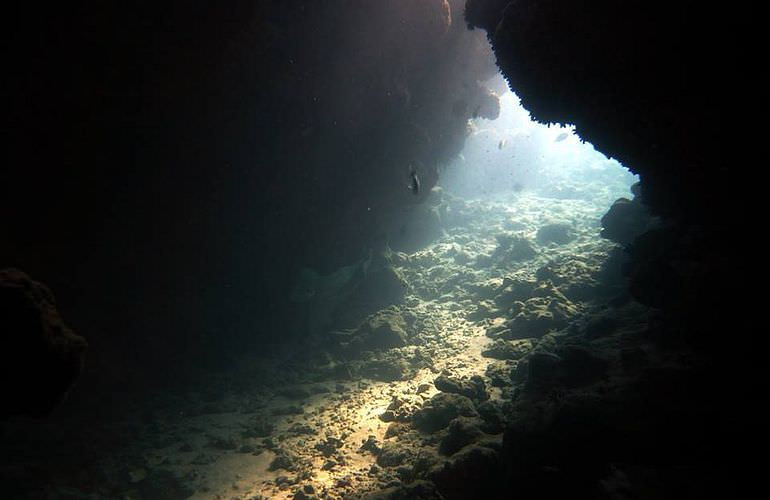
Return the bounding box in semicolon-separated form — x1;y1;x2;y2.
2;0;744;497
442;74;637;203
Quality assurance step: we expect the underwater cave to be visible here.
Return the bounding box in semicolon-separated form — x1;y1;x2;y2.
1;1;753;498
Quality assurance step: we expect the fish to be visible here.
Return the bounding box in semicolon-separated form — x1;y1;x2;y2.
555;132;569;142
408;164;421;195
498;139;507;150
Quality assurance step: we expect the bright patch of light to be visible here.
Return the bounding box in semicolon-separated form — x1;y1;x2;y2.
441;76;638;206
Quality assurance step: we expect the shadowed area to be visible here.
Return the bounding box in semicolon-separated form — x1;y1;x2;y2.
1;1;754;498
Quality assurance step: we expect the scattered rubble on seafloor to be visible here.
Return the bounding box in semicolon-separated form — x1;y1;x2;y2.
25;189;660;499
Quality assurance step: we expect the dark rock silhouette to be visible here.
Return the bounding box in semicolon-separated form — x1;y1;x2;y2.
464;1;752;496
0;269;87;418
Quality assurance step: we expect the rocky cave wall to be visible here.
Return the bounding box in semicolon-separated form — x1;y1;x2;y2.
1;2;759;495
460;0;754;495
2;1;499;393
466;0;747;224
464;0;750;344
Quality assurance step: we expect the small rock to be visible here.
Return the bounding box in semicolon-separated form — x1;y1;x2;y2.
353;309;409;352
476;400;507;434
293;491;313;500
360;435;381;455
507;235;538;261
493;278;537;308
384;422;408;439
377;442;410;467
433;374;488;403
269;451;298;471
413;393;478;433
507;287;578;339
396;465;414;482
275;475;293;486
481;339;534;360
485;361;514;388
361;357;411;382
537;223;575;245
439;417;485;456
314;437;343;457
288;423;315;436
465;300;498;321
430;445;499;499
362;480;442;500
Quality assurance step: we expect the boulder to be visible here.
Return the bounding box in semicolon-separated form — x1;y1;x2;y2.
465;300;498;322
362;480;443;500
439;417;486;455
493;277;536;308
493;233;537;262
506;282;579;339
559;345;609;387
600;198;652;247
526;352;563;388
361;357;411;382
536;223;575;245
430;444;500;500
413;393;478;433
349;309;409;354
484;361;514;388
433;374;488;403
475;400;507;434
0;268;87;418
377;442;411;468
269;450;300;471
481;338;534;360
343;252;408;325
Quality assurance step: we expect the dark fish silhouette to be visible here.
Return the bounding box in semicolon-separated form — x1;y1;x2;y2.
555;132;569;142
408;164;421;195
